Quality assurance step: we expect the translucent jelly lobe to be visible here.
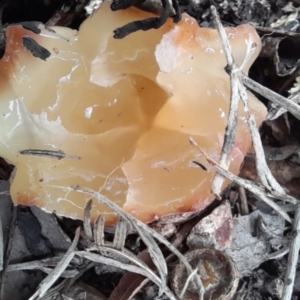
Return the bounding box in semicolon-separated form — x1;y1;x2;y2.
0;2;266;223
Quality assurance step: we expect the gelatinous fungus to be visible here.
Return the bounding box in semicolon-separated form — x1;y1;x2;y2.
0;2;266;224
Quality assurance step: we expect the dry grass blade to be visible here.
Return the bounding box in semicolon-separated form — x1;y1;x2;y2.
75;251;177;300
94;214;105;247
72;185;168;295
86;244;165;298
266;245;289;260
127;277;150;300
136;224;204;299
29;227;81;299
83;199;93;241
126;251;198;299
210;5;240;197
89;243;169;300
190;137;292;223
38;279;69;300
88;243;154;274
62;262;97;296
282;203;300;300
133;222;169;295
113;217;127;250
72;185;204;299
7;258;79;278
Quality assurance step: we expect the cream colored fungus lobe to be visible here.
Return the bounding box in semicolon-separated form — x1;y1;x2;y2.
0;2;266;223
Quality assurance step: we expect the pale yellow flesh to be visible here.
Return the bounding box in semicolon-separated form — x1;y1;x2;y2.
0;3;266;223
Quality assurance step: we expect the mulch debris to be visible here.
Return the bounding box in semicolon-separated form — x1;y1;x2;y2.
0;0;300;299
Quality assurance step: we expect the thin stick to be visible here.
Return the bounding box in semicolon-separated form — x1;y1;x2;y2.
282;203;300;300
241;73;300;120
190;137;292;223
238;80;285;195
210;5;288;199
210;6;240;197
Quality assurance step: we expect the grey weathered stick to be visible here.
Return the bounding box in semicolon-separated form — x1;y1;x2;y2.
266;246;289;261
238;82;286;195
210;4;286;196
282;203;300;300
210;5;240;196
241;73;300;120
266;92;300;121
7;256;62;272
88;243;152;271
190;137;292;223
210;5;288;197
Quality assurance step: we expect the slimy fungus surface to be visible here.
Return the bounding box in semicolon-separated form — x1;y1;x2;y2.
0;3;266;223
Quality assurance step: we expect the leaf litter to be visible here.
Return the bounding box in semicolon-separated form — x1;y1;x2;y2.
0;0;300;299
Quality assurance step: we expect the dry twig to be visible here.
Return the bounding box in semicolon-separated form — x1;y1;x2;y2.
210;5;286;198
238;75;285;195
7;257;79;278
94;214;105;247
241;73;300;120
210;6;240;197
190;137;292;223
238;186;249;215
